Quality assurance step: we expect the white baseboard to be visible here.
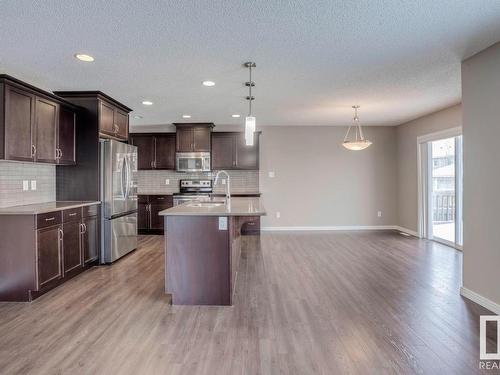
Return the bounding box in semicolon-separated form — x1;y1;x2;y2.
262;225;399;232
393;226;420;237
460;287;500;314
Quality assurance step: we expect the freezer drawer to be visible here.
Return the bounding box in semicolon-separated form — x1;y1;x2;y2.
102;212;137;263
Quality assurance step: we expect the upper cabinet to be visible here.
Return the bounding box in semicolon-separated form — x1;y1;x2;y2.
130;133;176;170
212;132;260;170
0;75;77;165
174;123;213;152
53;91;132;142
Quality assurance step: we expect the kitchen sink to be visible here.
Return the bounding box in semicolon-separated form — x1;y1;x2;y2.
187;202;224;208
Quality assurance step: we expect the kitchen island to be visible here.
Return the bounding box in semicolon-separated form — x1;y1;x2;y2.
159;197;266;305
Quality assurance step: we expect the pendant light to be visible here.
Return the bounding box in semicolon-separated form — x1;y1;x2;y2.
342;105;372;151
244;62;256;146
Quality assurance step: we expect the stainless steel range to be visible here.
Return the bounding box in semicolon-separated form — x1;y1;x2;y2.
173;179;213;206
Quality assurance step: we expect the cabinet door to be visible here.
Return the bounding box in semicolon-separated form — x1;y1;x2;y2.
138;202;150;230
155;134;176;169
58;107;76;164
63;221;82;273
193;127;211;152
35;97;58;163
114;109;129;140
176;128;193;152
37;225;63;288
4;85;35;161
212;133;235;169
235;133;259;169
99;101;115;135
82;216;99;264
150;204;170;230
130;135;154;170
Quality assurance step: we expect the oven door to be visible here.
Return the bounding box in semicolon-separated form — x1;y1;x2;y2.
176;152;210;172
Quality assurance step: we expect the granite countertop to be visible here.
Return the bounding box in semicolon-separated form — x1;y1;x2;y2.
159;197;266;217
0;201;101;215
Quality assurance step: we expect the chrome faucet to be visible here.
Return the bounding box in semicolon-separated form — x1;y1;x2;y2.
214;170;231;203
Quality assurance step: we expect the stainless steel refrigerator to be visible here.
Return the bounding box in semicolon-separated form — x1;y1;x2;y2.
100;139;138;263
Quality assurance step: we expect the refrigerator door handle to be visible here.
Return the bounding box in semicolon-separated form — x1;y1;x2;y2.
120;156;126;200
125;155;131;199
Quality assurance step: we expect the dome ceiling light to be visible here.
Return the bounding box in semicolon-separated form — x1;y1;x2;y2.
342;105;372;151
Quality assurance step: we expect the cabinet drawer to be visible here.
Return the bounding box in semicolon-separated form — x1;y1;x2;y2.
240;216;260;235
149;195;173;205
83;204;99;217
63;207;82;222
37;211;62;229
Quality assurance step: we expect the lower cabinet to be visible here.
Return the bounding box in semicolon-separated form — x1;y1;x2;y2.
82;215;99;264
138;195;173;234
0;203;100;302
37;224;63;288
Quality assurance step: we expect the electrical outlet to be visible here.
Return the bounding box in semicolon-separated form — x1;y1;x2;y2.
30;180;37;191
276;211;281;219
268;171;275;178
222;179;226;185
22;180;29;191
165;179;170;185
377;211;382;217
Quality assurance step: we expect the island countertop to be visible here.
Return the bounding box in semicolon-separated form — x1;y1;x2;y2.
159;197;266;217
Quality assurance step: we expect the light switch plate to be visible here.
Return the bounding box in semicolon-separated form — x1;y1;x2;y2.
30;180;37;191
165;179;170;185
22;180;29;191
222;179;226;185
268;171;275;178
218;216;228;230
377;211;382;217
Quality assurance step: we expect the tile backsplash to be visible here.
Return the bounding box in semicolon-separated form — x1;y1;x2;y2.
0;161;56;208
137;170;259;195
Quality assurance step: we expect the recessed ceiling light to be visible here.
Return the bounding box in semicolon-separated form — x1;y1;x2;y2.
74;53;94;62
231;114;241;118
142;100;153;106
202;81;215;87
182;115;192;119
133;115;143;119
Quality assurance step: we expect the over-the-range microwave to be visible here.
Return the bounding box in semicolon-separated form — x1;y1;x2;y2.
176;152;211;172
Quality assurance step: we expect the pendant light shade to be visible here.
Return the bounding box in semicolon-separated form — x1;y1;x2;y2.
245;116;256;145
342;105;372;151
244;62;256;146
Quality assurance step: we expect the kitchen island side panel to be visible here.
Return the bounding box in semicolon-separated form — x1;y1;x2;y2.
165;216;230;305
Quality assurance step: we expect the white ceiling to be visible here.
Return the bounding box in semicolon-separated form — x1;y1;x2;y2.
1;1;500;127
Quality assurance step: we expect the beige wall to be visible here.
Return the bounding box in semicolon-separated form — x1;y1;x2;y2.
395;104;462;232
461;42;500;306
259;126;398;228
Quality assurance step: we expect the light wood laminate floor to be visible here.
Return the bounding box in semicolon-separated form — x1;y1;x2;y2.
0;232;496;374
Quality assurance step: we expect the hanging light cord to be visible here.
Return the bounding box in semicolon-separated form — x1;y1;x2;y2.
248;64;253;116
343;106;364;143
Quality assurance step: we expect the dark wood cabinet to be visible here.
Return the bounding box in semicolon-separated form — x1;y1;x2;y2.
211;132;260;170
155;134;176;169
57;106;76;165
130;135;155;169
138;195;173;234
0;75;77;165
130;133;175;170
63;220;82;274
54;91;132;201
35;97;58;163
98;100;129;140
82;215;99;264
4;85;35;161
0;203;100;302
174;123;213;152
37;224;63;288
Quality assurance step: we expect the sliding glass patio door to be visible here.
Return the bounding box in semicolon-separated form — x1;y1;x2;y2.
418;129;463;249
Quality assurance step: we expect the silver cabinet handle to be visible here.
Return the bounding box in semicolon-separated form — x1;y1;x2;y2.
157;197;164;200
45;217;55;222
83;223;87;233
58;228;64;240
31;145;36;157
69;212;77;217
151;160;154;169
59;149;63;159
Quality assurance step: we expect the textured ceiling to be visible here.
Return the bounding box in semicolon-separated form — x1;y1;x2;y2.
1;0;500;127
